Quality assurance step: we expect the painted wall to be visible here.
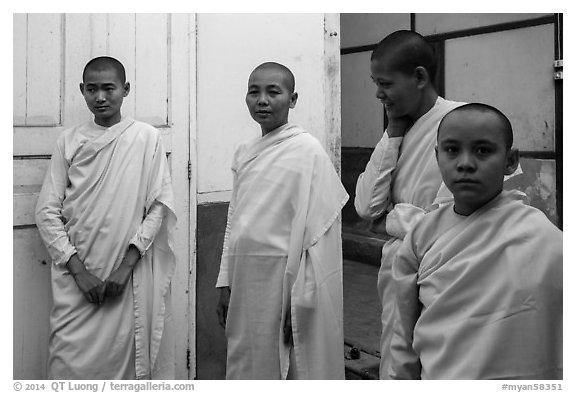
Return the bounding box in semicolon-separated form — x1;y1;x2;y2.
196;13;340;201
443;23;555;152
195;203;229;379
415;13;551;35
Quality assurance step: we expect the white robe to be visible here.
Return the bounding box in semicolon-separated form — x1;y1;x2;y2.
390;190;562;379
216;123;349;379
354;97;465;378
35;117;176;379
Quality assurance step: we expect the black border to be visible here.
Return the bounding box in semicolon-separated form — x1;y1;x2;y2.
554;13;563;229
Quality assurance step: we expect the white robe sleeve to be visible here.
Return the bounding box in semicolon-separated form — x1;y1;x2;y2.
215;157;240;288
389;228;422;379
35;137;78;266
354;133;403;220
129;200;166;256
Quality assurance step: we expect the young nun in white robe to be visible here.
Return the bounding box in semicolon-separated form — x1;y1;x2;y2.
216;62;349;380
36;57;176;379
354;30;465;378
389;103;562;379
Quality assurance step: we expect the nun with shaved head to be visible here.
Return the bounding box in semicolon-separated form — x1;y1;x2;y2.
215;62;348;379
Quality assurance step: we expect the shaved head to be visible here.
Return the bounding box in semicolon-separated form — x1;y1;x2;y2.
251;62;295;93
83;56;126;84
439;103;514;150
371;30;437;79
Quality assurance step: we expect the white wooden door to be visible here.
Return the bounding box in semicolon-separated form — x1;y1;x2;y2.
13;13;196;379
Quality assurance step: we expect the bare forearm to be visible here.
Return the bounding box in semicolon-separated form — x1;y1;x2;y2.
121;244;141;271
66;253;86;276
66;253;106;304
217;286;231;328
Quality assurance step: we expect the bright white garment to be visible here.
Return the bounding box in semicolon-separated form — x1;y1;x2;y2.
354;97;465;378
390;190;562;379
216;123;349;380
35;117;176;379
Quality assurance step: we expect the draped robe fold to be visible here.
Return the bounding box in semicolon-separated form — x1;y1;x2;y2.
217;124;349;379
36;117;176;379
390;191;563;379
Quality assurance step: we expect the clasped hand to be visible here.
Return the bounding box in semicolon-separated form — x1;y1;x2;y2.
68;246;139;305
72;264;132;305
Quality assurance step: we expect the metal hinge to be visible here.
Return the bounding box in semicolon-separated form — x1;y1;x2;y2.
188;160;192;180
554;59;563;80
186;349;191;369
